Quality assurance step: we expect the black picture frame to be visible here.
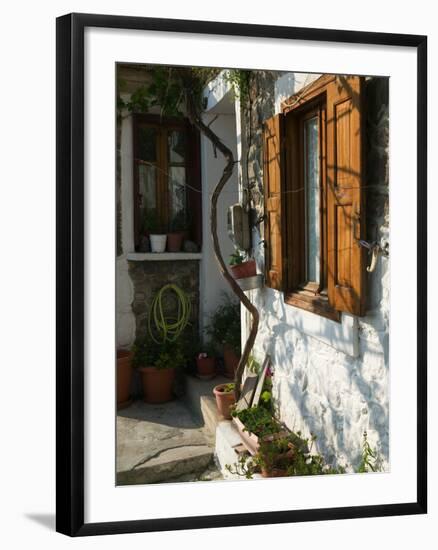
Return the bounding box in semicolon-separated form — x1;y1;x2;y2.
56;12;427;537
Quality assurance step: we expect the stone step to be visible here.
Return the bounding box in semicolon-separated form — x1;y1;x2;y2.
117;444;214;485
183;374;229;437
117;399;218;485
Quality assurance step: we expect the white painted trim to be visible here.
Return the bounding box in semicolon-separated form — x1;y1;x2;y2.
126;252;202;261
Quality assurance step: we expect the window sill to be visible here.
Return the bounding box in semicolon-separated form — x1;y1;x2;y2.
284;290;341;323
127;252;202;262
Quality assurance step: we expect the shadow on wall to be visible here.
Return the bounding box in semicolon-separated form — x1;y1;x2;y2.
253;286;389;471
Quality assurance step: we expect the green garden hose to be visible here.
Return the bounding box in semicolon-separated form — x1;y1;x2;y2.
148;284;191;343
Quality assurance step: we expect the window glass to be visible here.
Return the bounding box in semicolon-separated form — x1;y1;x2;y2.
138;126;157;162
168;166;186;218
168;130;186;164
138;164;157;212
304;116;320;284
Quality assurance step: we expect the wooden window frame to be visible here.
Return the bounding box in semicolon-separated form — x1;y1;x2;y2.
282;77;341;322
132;113;202;251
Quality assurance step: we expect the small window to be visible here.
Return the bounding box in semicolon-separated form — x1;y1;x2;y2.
264;75;366;319
133;115;201;250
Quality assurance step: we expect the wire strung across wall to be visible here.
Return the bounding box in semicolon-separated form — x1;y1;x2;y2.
117;149;388;198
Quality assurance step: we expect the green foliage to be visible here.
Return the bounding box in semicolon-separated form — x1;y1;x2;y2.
206;296;241;355
226;429;345;479
223;69;251;103
229;249;245;266
357;431;380;473
169;210;189;233
232;406;281;439
118;66;220;117
142;207;166;234
133;336;186;370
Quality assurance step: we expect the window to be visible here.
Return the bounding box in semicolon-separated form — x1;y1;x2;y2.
263;75;366;319
133;114;202;250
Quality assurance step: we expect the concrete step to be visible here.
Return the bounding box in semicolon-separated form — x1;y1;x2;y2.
183;374;230;438
117;399;218;485
118;444;214;485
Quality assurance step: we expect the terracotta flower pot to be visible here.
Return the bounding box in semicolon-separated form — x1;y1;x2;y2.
223;344;240;379
213;384;236;419
230;259;257;280
117;350;133;409
196;356;216;379
138;366;175;403
167;232;184;252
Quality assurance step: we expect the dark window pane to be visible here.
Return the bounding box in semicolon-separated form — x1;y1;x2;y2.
168;130;186;164
138;126;157;162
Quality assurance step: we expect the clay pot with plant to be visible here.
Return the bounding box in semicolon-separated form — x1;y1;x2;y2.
134;338;186;404
213;382;236;419
195;342;216;379
206;297;241;378
167;210;189;252
229;249;257;280
117;349;133;409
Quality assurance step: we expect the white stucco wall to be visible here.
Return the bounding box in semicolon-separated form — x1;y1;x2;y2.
199;77;239;336
117;110;136;348
240;73;389;471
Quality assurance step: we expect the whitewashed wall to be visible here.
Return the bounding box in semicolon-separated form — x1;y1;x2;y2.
240;73;390;471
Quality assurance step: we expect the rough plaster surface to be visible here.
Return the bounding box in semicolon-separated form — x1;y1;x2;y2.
239;73;390;471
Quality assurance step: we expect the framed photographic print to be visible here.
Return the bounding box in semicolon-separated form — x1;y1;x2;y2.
56;13;427;536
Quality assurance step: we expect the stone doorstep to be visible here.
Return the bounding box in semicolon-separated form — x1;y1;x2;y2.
117;444;214;485
183;374;229;437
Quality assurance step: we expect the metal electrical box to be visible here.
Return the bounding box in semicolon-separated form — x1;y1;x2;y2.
227;203;250;251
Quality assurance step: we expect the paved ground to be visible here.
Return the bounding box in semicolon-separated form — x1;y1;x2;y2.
117;399;223;485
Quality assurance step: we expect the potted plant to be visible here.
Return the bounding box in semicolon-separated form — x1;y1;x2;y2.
167;210;188;252
229;249;257;280
206;298;241;378
195;342;216;379
213;382;236;419
117;348;133;409
143;208;167;253
134;338;186;403
255;436;296;477
231;405;288;455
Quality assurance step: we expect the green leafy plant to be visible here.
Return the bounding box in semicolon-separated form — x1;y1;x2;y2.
223;69;251;102
221;383;235;393
142;207;166;235
232;406;282;439
133;336;186;370
226;430;345;479
357;431;380;473
206;296;241;355
169;210;189;233
229;249;245;266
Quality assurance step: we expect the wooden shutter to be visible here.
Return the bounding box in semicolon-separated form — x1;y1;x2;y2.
263;114;284;290
326;76;366;316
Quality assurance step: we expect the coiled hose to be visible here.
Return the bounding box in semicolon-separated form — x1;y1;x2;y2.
148;284;191;343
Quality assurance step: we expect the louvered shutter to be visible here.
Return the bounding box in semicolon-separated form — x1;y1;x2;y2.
326;76;366;316
263;114;284;290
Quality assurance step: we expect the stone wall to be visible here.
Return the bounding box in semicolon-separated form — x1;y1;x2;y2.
128;260;200;342
240;73;390;471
